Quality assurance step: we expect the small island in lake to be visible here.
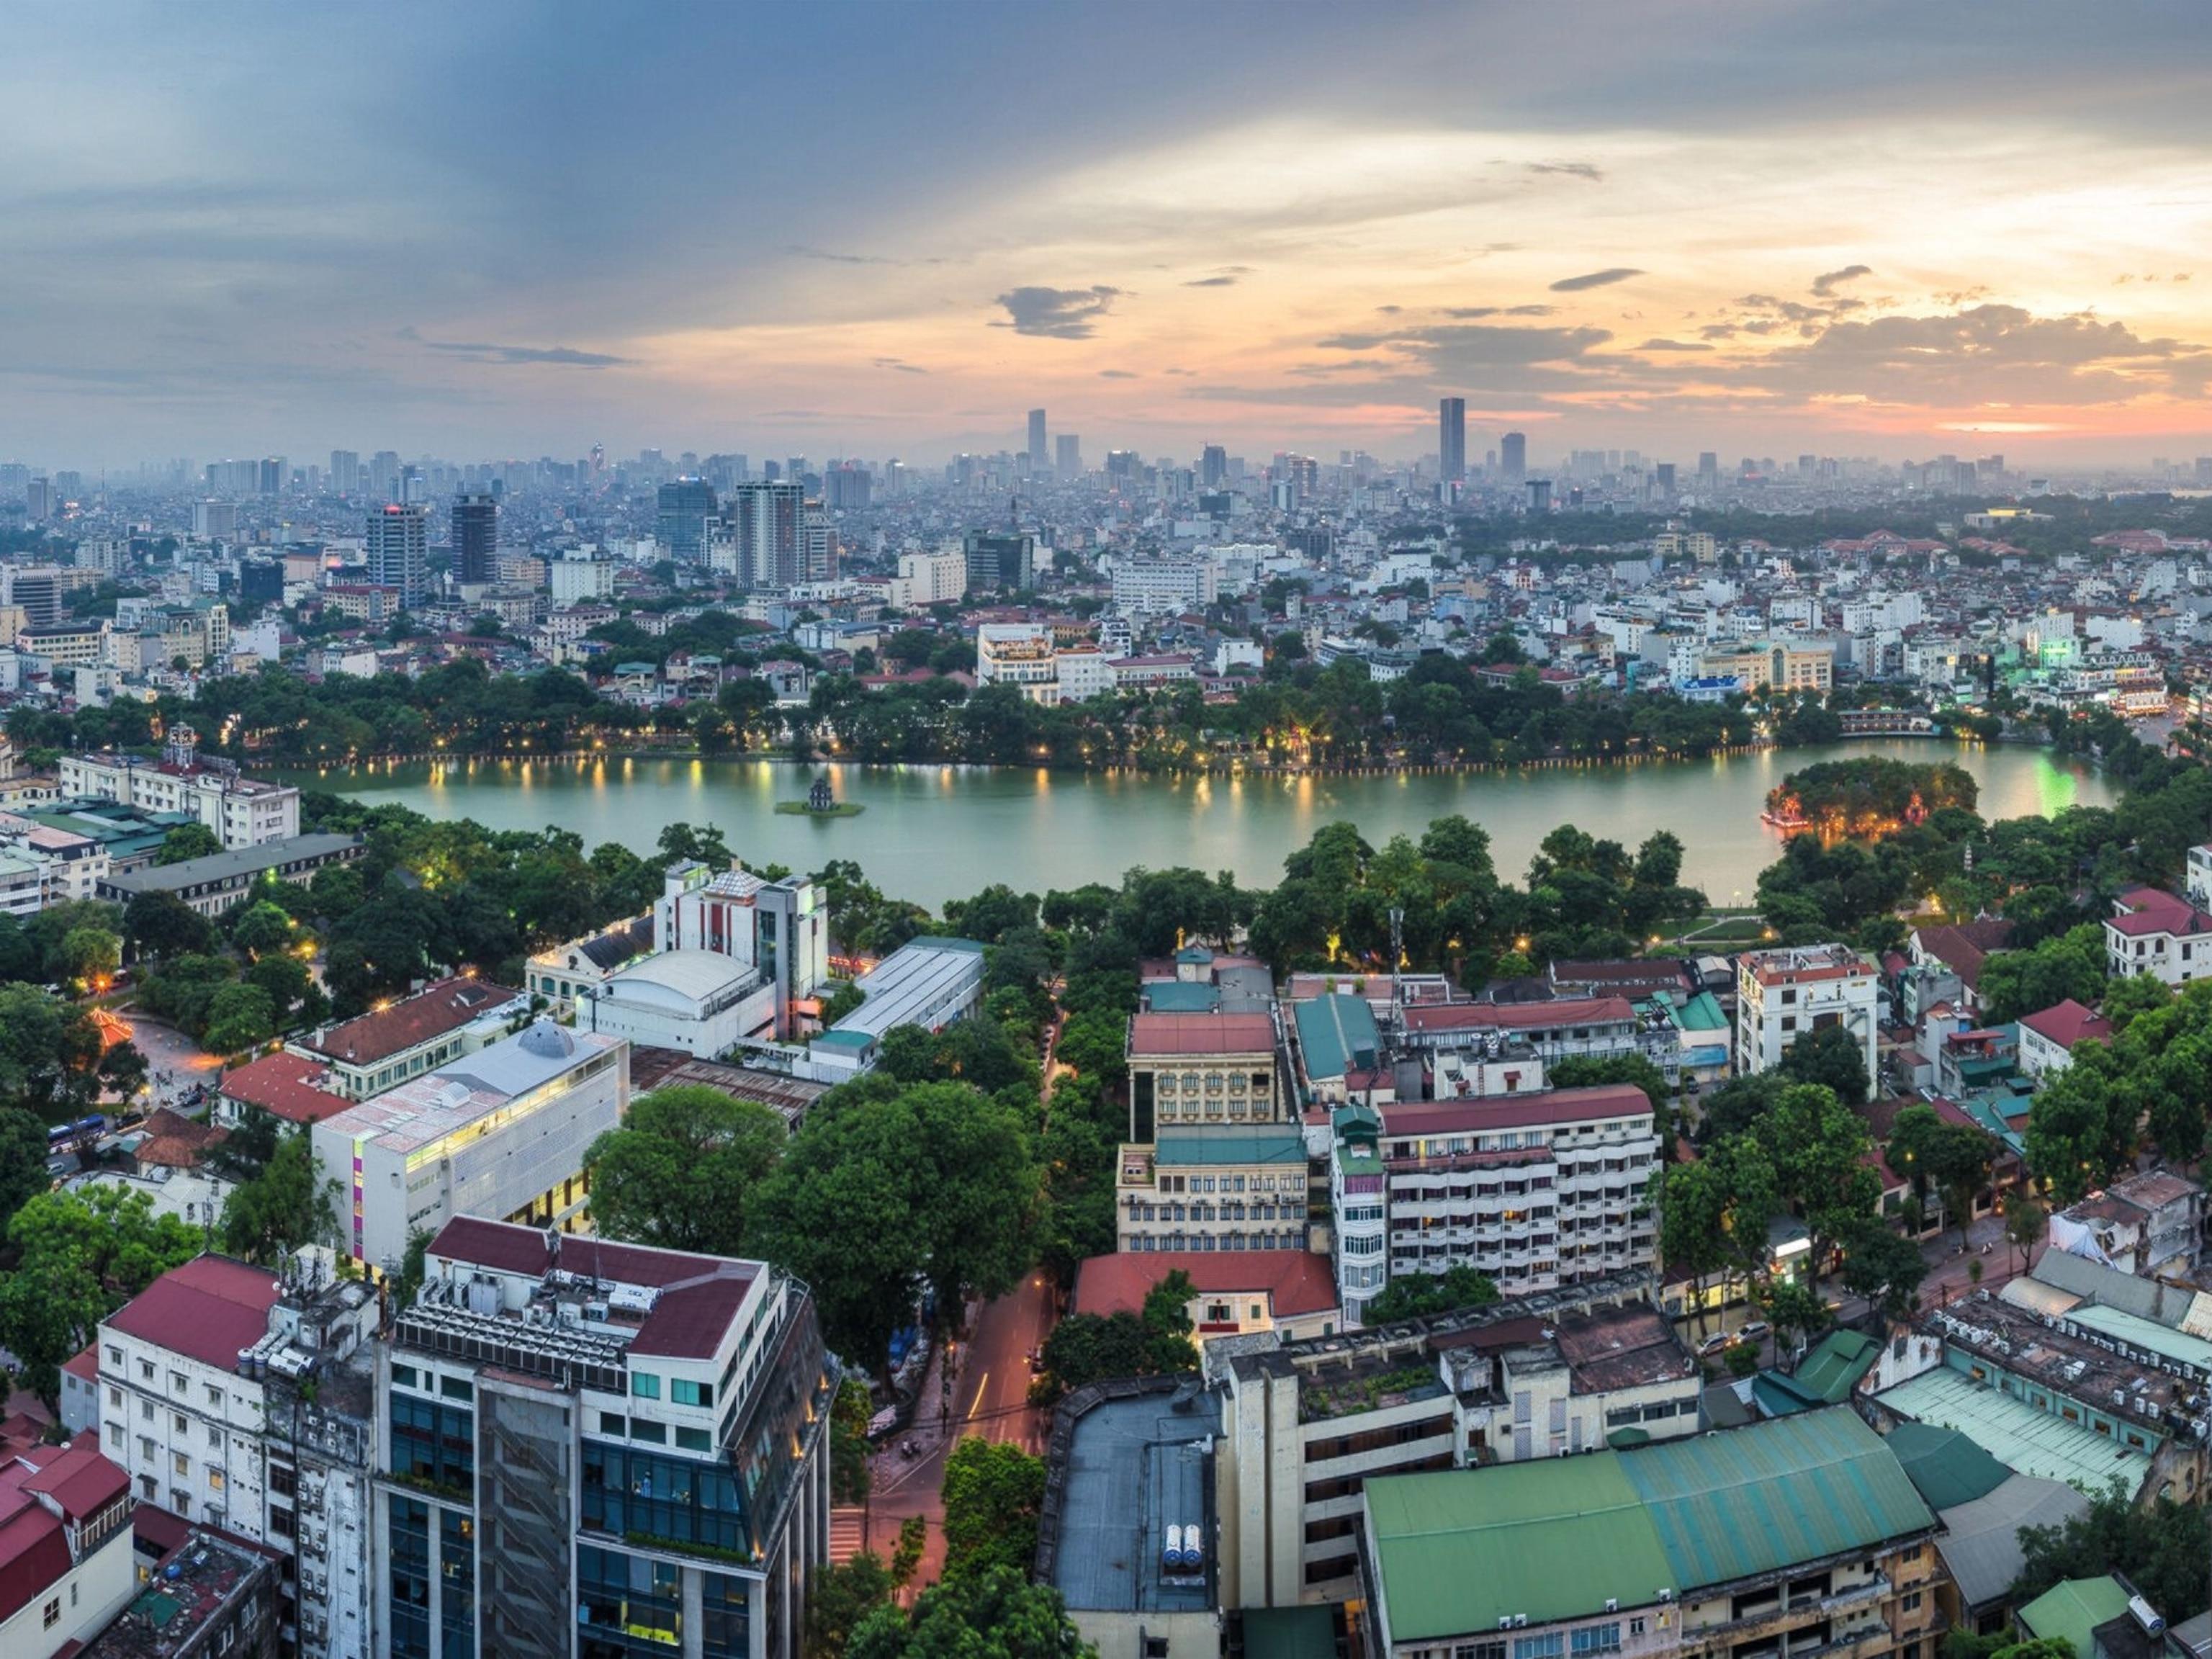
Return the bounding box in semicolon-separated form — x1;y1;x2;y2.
777;775;866;818
1763;757;1978;838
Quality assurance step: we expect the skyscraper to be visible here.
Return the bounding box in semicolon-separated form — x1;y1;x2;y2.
1501;431;1527;482
724;482;804;588
1439;397;1467;482
1027;409;1047;475
655;479;719;565
330;449;361;495
452;491;498;585
963;530;1035;592
368;502;430;606
1200;444;1227;488
1056;433;1082;479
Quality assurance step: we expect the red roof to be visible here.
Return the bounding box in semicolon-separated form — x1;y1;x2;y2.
1128;1012;1276;1057
220;1051;351;1125
1913;920;2014;990
1380;1083;1655;1137
302;976;525;1066
2108;886;2212;938
2019;998;2113;1050
1072;1250;1339;1321
105;1256;279;1372
1403;996;1633;1035
21;1443;127;1523
0;1444;127;1629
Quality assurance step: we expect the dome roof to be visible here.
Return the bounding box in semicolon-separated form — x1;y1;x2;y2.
517;1019;577;1059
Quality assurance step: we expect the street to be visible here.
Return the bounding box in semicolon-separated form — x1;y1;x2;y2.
106;1010;222;1110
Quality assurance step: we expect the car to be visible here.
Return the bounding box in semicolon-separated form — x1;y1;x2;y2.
1739;1321;1771;1341
1696;1331;1735;1357
1026;1349;1044;1374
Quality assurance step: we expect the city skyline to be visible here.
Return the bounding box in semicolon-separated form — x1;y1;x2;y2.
4;1;2211;467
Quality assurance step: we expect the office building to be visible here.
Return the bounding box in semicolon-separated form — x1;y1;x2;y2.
655;860;830;1039
801;499;833;580
313;1019;626;1274
1500;430;1526;482
1115;1124;1308;1253
721;482;804;588
1027;408;1048;472
192;499;237;540
97;832;359;918
975;624;1061;701
377;1216;837;1659
1200;444;1228;488
1110;555;1218;613
451;491;498;585
24;476;52;521
1438;397;1465;482
655;480;719;566
1126;1012;1280;1143
1359;1411;1940;1659
1735;943;1881;1082
963;530;1035;592
367;502;429;606
891;547;966;608
550;547;619;606
1056;432;1082;478
1212;1274;1686;1605
330;449;361;495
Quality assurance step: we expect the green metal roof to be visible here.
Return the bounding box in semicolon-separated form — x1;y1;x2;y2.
2018;1576;2134;1659
1873;1368;2149;1492
1676;991;1728;1034
1790;1328;1880;1403
1153;1128;1305;1166
1144;982;1223;1012
1293;994;1379;1084
1886;1422;2010;1510
2064;1304;2212;1371
1367;1411;1933;1644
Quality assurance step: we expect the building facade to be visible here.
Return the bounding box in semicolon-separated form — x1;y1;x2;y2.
60;724;300;848
1115;1126;1310;1254
1734;943;1881;1082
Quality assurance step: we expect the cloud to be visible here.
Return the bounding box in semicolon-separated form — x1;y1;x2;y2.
873;356;928;374
401;328;630;367
1184;275;1238;287
1527;161;1603;181
1549;266;1642;292
790;244;949;267
1810;263;1872;297
1637;338;1713;352
1098;369;1138;378
992;284;1121;338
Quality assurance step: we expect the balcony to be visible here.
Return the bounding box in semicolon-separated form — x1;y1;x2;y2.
1696;1578;1889;1647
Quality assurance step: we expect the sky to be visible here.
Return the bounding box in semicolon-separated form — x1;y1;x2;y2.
5;0;2211;472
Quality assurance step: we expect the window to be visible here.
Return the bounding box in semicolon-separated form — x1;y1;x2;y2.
1570;1625;1621;1656
43;1596;60;1629
171;1370;189;1394
1514;1635;1565;1659
631;1420;667;1444
1629;1620;1645;1639
174;1452;192;1477
676;1426;712;1453
174;1412;189;1434
631;1372;661;1400
205;1385;224;1410
1456;1644;1508;1659
392;1363;418;1389
671;1379;713;1408
209;1470;226;1491
439;1374;473;1402
1902;1591;1923;1614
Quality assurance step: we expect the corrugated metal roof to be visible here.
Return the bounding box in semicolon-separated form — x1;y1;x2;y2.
1874;1369;2147;1491
1368;1411;1930;1644
1933;1474;2087;1611
2019;1575;2135;1659
1292;994;1378;1084
1887;1422;2010;1509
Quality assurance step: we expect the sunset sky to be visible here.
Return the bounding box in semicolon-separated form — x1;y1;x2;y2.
5;0;2209;468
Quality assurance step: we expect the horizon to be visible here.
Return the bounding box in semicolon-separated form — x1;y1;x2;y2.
4;0;2211;470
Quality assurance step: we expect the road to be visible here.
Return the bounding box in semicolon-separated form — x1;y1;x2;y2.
105;1010;222;1110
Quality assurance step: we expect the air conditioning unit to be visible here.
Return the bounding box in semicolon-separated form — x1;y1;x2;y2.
1605;1599;1619;1613
1657;1588;1674;1602
1499;1619;1514;1632
1513;1615;1529;1628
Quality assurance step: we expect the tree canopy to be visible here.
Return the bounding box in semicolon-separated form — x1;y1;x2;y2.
583;1084;788;1258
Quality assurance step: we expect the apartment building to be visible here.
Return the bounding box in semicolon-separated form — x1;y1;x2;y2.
311;1020;627;1274
60;724;300;848
1115;1125;1310;1254
1734;943;1880;1082
376;1217;836;1659
2103;886;2212;986
1126;1011;1281;1141
1398;996;1648;1067
292;975;530;1100
93;1256;382;1657
1110;556;1219;613
0;811;109;903
0;1440;135;1655
974;623;1061;703
1360;1410;1940;1659
1700;639;1835;693
1352;1083;1660;1300
1210;1274;1686;1606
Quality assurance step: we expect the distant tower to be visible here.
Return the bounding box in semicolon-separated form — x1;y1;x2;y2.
1501;431;1527;482
451;491;498;585
1027;409;1048;475
367;503;430;607
1200;445;1227;489
1439;397;1467;483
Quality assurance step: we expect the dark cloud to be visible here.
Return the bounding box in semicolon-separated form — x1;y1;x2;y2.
1736;294;1830;324
1527;161;1604;181
403;329;630;367
873;356;928;374
1506;304;1555;315
1810;264;1872;297
1637;338;1713;352
992;284;1121;338
1098;369;1138;378
1550;267;1642;292
1184;275;1238;287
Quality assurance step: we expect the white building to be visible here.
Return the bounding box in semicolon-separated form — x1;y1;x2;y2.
974;623;1061;702
312;1020;627;1274
2103;885;2212;986
0;851;40;917
1054;646;1114;703
58;724;300;848
1734;943;1881;1082
577;948;782;1058
891;547;967;608
548;547;619;606
655;861;827;1039
292;975;530;1100
1111;557;1218;613
0;1441;134;1659
807;937;989;1076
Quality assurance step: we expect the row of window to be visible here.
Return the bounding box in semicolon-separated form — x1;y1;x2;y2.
1151;1172;1294;1194
1123;1232;1304;1252
1125;1201;1295;1223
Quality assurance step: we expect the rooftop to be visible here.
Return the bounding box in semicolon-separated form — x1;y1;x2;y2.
1380;1082;1656;1141
217;1051;350;1125
1873;1367;2149;1491
2018;1575;2136;1659
301;975;526;1066
1931;1473;2090;1612
1292;994;1380;1084
317;1021;621;1157
1737;943;1874;985
80;1527;278;1659
104;1255;280;1374
1151;1128;1305;1167
1403;995;1635;1036
100;831;361;895
832;936;986;1039
1366;1409;1932;1642
1128;1010;1277;1058
2018;997;2111;1050
1072;1251;1339;1321
1040;1382;1215;1618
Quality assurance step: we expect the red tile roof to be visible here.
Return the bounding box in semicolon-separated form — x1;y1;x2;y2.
105;1256;279;1372
2108;887;2212;938
219;1051;351;1125
1072;1250;1340;1321
130;1107;227;1170
1402;996;1634;1035
1912;920;2015;990
0;1444;127;1629
1128;1011;1276;1057
302;976;524;1066
21;1443;127;1523
1378;1082;1655;1136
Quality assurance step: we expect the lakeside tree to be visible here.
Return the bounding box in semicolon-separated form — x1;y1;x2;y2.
583;1084;787;1258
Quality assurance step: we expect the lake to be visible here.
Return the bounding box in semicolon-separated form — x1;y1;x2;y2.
288;742;2115;912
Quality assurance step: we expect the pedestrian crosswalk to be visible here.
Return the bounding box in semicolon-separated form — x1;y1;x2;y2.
830;1508;868;1564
